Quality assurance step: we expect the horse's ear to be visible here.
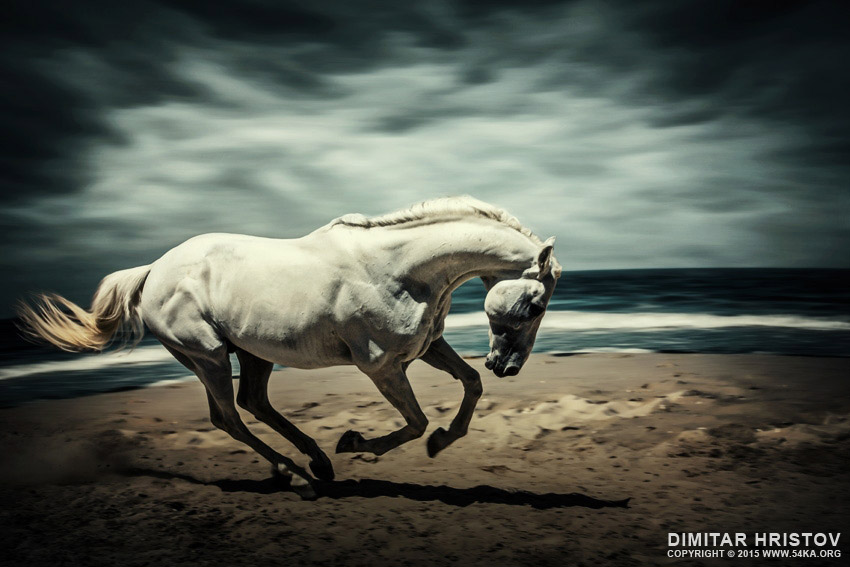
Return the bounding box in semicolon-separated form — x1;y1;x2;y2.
536;237;556;279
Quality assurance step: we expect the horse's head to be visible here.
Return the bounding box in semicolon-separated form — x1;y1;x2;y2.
483;237;560;378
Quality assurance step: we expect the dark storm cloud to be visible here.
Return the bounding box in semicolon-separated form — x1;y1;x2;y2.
629;1;850;150
0;1;458;202
0;61;103;202
1;0;849;315
4;1;847;200
2;1;197;202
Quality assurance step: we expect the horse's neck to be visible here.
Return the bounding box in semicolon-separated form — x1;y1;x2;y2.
390;219;538;290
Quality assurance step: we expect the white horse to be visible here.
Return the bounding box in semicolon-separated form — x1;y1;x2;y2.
18;196;561;495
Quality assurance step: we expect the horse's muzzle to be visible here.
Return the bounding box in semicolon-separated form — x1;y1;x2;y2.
486;352;521;378
492;363;520;378
502;364;520;376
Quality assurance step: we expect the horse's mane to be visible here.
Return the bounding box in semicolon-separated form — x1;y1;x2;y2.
326;196;544;246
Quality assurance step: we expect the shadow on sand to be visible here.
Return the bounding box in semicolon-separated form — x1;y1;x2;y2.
123;467;630;510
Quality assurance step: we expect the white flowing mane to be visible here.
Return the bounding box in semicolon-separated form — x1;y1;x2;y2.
326;196;544;246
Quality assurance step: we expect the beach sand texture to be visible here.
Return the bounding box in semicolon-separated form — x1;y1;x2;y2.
1;353;848;566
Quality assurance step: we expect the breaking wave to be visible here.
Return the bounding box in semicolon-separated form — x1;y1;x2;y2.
0;345;176;381
445;311;850;332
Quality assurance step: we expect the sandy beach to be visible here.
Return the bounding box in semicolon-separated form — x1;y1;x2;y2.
1;353;848;566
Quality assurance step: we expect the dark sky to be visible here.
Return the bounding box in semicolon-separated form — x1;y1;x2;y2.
1;0;849;315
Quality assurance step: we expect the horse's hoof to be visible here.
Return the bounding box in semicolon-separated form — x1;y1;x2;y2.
309;453;335;481
271;464;317;499
427;427;451;458
293;485;317;500
290;474;318;500
336;430;365;453
270;462;293;481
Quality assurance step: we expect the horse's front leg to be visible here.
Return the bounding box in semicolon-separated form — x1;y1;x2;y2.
336;362;428;456
419;336;483;457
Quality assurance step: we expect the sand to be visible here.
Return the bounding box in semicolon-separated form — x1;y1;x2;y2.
1;353;848;566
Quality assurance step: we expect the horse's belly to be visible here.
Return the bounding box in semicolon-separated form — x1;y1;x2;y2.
230;332;353;370
265;348;353;370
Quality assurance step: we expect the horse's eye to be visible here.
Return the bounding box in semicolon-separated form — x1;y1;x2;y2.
492;318;522;332
527;303;545;318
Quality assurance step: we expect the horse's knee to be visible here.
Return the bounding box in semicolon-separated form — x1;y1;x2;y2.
462;374;483;398
408;416;429;438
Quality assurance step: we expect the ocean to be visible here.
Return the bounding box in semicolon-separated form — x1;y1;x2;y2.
1;268;848;406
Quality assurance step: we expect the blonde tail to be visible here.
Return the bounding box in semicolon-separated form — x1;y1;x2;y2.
16;265;152;352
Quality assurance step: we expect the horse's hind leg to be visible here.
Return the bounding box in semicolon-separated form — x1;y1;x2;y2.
235;350;334;481
162;344;315;497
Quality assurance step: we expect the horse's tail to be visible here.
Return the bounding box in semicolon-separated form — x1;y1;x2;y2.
16;265;152;352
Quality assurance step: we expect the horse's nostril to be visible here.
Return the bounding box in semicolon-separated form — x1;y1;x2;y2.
503;365;520;376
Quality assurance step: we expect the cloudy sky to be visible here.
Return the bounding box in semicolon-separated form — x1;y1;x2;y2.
1;0;848;315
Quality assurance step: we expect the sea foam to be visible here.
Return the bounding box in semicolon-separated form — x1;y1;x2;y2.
444;311;850;332
0;345;177;381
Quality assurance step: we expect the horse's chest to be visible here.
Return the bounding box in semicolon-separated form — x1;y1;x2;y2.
380;297;429;339
389;295;453;359
335;280;447;365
